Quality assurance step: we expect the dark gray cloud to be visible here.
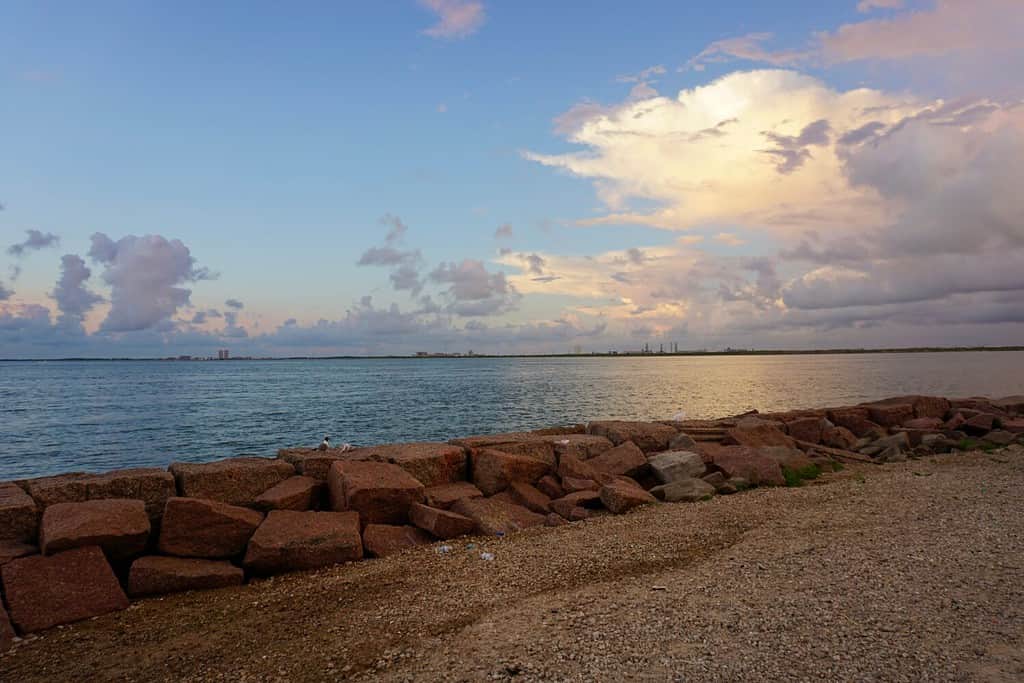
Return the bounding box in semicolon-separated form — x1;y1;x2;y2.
225;298;244;310
381;213;408;244
88;233;212;332
495;223;514;239
357;214;424;294
429;259;520;316
51;254;102;331
7;229;60;257
357;246;419;267
522;253;546;276
0;281;12;301
761;119;831;173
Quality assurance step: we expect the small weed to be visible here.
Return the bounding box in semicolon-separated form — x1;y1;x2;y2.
782;463;823;487
831;461;845;472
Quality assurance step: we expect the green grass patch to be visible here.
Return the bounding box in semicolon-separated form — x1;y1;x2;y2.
956;438;999;452
831;461;845;472
782;463;823;487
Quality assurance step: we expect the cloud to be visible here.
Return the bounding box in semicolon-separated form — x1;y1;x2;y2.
429;259;520;316
494;223;514;239
714;233;746;247
682;33;809;71
88;233;212;333
419;0;485;39
526;70;909;233
381;213;408;244
0;281;12;301
51;254;102;331
857;0;903;12
225;298;244;310
616;65;667;83
7;229;60;257
357;214;424;294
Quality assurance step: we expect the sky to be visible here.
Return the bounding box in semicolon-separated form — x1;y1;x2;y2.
2;0;1024;357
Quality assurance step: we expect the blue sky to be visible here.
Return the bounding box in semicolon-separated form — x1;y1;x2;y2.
2;1;1024;357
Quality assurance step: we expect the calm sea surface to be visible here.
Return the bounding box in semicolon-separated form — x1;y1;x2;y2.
2;352;1022;480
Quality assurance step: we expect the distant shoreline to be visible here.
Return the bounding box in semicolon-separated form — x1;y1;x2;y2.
1;345;1022;362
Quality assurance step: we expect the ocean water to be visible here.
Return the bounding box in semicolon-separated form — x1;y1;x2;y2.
1;352;1022;480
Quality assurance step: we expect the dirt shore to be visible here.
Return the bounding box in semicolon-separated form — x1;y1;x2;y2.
2;449;1022;682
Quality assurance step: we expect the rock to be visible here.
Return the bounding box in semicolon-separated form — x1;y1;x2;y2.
910;396;952;419
422;481;483;510
717;482;739;495
827;408;881;437
40;499;150;560
507;481;552;514
361;524;433;558
450;497;546;536
85;468;176;523
705;446;785;487
489;491;516;505
557;453;603;482
587;441;649;478
668;432;698;451
701;471;726;488
865;403;915;428
723;424;796;450
983;430;1017;446
821;426;857;450
993;395;1024;415
158;497;264;559
785;417;823;444
648;451;705;484
547;434;616;461
878;445;907;463
409;503;476;539
921;433;957;453
277;448;349;480
243;510;363;574
22;473;91;508
0;539;37;566
944;413;967;431
650;478;716;502
0;482;38;542
128;556;244;598
253;476;323;511
328;460;425;525
599;480;656;514
450;433;556;467
1002;418;1024;434
343;442;467;486
548;491;602;519
903;417;943;430
1;546;128;633
586;421;677;453
963;413;1001;436
470;449;552;496
535;475;565;500
169;457;295;507
0;603;13;653
736;416;787;432
545;513;568;527
561;476;600;493
760;447;815;471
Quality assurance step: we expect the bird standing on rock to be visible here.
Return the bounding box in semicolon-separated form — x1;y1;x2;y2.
318;436;330;451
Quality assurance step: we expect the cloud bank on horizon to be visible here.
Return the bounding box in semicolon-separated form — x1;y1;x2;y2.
2;0;1024;357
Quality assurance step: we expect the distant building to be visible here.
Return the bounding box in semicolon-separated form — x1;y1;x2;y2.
217;349;230;360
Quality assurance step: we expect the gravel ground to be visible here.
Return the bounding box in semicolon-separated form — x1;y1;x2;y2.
1;448;1022;682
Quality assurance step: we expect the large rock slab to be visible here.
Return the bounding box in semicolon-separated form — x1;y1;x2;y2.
557;453;604;483
409;503;476;539
85;468;175;522
40;499;150;560
450;497;546;536
785;417;823;444
423;481;483;510
705;446;785;487
253;476;323;511
963;413;1002;435
648;451;706;484
506;481;551;514
158;497;264;559
864;403;915;429
0;539;37;566
870;395;951;420
22;473;92;508
724;424;796;450
362;523;432;558
587;441;648;478
651;478;716;503
599;480;656;514
328;461;425;525
1;546;128;633
826;408;881;438
0;482;38;542
994;396;1024;416
343;442;467;486
587;421;677;453
470;449;552;496
169;457;295;507
548;491;602;519
128;556;243;598
243;510;363;574
0;603;13;653
450;434;557;467
821;426;857;450
277;448;350;481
